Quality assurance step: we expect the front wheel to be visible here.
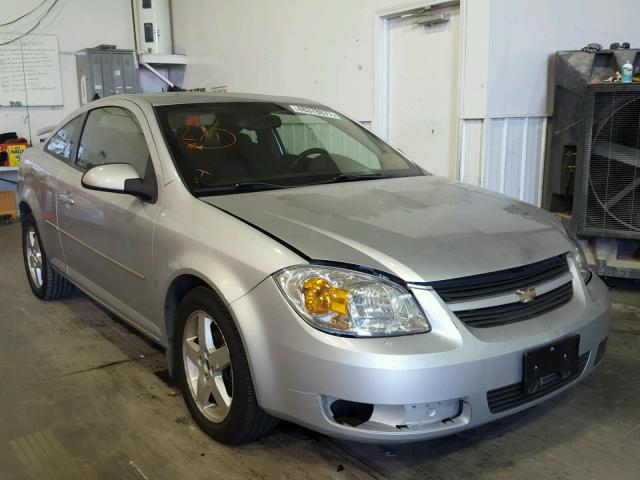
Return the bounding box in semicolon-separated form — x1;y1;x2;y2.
21;214;73;300
175;287;278;445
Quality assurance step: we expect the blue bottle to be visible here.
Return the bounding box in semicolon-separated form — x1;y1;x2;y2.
621;60;633;83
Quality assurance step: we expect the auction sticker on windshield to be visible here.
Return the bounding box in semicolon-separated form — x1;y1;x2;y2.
289;105;340;119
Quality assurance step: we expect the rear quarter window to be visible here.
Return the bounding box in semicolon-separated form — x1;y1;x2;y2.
45;115;85;163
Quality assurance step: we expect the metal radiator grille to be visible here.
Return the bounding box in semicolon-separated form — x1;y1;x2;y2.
426;255;573;329
455;282;573;328
429;255;569;302
576;84;640;239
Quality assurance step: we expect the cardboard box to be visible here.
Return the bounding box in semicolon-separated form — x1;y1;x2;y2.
0;191;17;220
7;144;27;166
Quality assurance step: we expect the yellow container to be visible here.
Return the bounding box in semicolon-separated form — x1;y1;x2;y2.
7;144;27;166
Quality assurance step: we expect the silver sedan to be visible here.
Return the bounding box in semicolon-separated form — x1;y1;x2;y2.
18;93;610;444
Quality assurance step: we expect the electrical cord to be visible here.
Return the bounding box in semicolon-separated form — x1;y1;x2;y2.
0;0;49;27
0;0;59;47
19;41;34;145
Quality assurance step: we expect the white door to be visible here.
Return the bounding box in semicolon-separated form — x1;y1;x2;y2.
387;4;460;178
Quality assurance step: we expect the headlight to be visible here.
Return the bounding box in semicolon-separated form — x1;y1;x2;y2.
274;266;430;337
570;243;592;284
564;225;592;284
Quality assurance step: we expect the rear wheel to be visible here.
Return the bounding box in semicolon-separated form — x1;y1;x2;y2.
21;214;73;300
175;287;278;445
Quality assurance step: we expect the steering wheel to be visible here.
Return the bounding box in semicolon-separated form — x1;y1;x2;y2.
291;148;329;169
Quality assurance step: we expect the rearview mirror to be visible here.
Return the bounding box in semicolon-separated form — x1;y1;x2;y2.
236;114;282;130
81;163;156;201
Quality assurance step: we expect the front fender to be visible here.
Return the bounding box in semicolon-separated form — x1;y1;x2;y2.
154;183;306;344
18;153;65;264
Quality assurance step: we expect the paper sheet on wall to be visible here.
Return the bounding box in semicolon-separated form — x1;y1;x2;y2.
0;34;63;107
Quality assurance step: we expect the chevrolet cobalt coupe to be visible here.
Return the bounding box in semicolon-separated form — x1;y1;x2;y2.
19;93;610;444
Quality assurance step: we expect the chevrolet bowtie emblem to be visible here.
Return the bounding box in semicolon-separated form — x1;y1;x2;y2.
516;288;537;303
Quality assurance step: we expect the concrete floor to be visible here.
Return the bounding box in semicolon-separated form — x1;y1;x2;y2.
1;222;639;480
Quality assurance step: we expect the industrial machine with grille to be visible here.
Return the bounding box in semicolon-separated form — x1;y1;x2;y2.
575;83;640;239
573;82;640;278
547;49;640;278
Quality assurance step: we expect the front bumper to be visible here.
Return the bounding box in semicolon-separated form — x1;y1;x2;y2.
230;272;611;443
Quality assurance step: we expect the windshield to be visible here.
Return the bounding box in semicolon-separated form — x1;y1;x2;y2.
155;102;424;195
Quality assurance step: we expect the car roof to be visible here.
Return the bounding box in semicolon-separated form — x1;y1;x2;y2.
105;92;323;107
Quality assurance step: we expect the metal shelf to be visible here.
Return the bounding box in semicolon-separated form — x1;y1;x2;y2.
0;166;18;172
138;53;187;65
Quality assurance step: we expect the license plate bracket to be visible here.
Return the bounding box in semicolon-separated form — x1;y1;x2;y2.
523;335;580;395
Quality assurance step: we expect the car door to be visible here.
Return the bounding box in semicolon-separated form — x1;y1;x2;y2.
34;114;86;272
56;102;163;339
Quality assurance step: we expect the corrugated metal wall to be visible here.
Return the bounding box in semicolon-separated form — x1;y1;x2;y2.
460;116;548;206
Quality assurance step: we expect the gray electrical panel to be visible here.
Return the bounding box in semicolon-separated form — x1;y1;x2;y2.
76;48;140;105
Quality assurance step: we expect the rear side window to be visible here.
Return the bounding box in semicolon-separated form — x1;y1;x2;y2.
76;107;151;178
45;115;85;162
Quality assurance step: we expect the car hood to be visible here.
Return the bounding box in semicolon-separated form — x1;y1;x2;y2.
202;176;571;283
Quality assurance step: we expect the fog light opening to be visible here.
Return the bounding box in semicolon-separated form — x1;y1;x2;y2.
442;399;464;424
330;399;374;427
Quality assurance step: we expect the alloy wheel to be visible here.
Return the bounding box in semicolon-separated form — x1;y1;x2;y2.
25;226;44;289
182;310;233;423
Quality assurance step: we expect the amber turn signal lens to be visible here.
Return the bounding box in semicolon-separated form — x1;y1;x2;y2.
302;277;348;316
275;266;430;337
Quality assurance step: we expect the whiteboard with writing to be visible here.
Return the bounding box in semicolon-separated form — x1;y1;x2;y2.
0;34;63;107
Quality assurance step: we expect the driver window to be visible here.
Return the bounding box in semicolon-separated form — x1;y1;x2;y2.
76;107;151;178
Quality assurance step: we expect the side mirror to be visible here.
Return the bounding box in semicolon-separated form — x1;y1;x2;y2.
81;163;156;201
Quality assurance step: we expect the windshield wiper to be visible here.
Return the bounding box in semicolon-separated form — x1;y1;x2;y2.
307;172;388;186
194;182;289;195
195;174;390;195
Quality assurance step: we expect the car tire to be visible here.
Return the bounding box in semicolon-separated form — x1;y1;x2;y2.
21;214;74;300
175;286;279;445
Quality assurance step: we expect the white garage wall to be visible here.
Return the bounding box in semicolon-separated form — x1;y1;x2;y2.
487;0;640;118
0;0;135;142
172;0;381;122
463;0;640;205
172;0;490;125
458;0;490;186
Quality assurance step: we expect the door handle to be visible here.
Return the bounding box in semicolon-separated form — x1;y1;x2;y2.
60;192;75;206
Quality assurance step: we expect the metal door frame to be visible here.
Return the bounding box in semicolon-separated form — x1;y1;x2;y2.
372;0;463;174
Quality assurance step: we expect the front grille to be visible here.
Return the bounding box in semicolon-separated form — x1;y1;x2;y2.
423;255;574;329
455;282;574;328
430;254;569;302
487;351;590;414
